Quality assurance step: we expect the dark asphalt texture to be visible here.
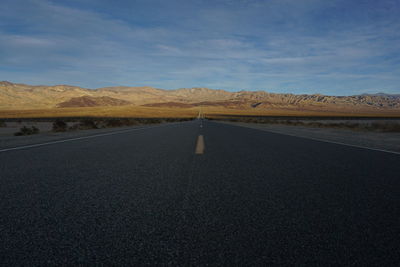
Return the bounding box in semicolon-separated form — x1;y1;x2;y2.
0;120;399;266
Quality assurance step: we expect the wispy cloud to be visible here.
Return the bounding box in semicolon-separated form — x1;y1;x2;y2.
0;0;399;94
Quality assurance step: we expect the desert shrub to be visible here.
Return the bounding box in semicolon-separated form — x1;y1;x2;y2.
34;126;39;132
14;126;40;136
212;116;400;132
342;122;359;129
103;118;137;128
79;119;98;129
105;119;124;127
32;126;39;134
68;123;80;131
66;119;98;130
308;122;326;127
369;122;400;132
52;119;68;132
150;118;162;124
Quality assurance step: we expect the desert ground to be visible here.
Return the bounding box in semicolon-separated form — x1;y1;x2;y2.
2;104;400;119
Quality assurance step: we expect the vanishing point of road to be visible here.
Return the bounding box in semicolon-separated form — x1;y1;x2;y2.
1;120;399;265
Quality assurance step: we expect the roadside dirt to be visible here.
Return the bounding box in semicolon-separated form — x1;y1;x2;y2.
224;121;400;153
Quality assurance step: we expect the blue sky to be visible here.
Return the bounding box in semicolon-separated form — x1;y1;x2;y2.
1;0;399;95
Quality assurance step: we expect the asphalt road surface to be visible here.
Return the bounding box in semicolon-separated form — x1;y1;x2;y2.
1;120;399;265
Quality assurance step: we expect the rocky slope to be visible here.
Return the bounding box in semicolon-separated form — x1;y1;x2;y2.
57;96;131;108
1;81;399;112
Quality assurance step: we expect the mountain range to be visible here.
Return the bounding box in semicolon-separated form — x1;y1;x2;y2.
1;81;400;114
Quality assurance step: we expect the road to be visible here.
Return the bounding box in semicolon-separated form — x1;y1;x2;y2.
0;120;399;265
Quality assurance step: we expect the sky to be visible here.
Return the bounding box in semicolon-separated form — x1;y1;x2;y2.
0;0;399;95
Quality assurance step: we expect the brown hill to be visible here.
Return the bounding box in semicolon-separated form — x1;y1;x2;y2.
1;81;400;114
143;100;249;109
143;102;196;108
57;96;131;108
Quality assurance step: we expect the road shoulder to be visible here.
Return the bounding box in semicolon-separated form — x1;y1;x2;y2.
0;123;178;151
218;121;400;154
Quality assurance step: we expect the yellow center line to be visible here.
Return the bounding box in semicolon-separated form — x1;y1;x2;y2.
195;135;205;154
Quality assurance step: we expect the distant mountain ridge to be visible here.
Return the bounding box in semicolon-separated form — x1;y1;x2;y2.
1;81;400;113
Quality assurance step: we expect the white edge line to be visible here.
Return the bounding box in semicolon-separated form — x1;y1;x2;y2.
216;121;400;156
0;123;176;153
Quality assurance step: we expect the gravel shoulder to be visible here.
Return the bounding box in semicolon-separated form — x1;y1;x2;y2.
0;123;174;150
221;121;400;153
